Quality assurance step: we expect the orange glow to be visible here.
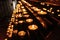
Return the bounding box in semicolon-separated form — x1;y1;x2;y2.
8;33;12;38
22;9;26;12
26;18;33;23
13;30;18;34
43;8;47;10
23;12;28;14
4;38;7;40
15;14;19;18
28;24;38;30
16;4;20;8
38;11;47;15
21;6;24;8
18;9;22;12
15;19;18;21
51;12;54;14
19;20;24;24
57;10;60;12
11;18;15;22
18;31;26;36
23;15;30;18
34;8;41;11
58;14;60;16
18;14;22;17
15;22;18;24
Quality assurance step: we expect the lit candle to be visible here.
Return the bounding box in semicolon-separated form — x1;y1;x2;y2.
57;10;60;12
23;14;30;18
15;14;19;18
58;14;60;16
19;20;24;24
15;22;18;24
28;24;38;30
16;4;20;8
23;12;28;14
21;6;24;8
18;14;22;17
38;11;47;15
26;18;33;23
18;31;26;36
4;38;7;40
34;8;41;11
22;9;26;12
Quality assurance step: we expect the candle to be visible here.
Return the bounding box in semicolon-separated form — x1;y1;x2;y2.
26;18;33;23
38;11;47;15
28;24;38;30
18;14;22;17
19;20;24;24
23;14;30;18
18;31;26;36
22;9;26;12
15;22;18;24
23;12;28;14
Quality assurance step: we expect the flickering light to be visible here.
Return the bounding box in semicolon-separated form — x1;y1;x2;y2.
13;30;18;34
31;7;36;9
50;7;53;10
18;31;26;36
43;8;47;10
11;18;15;22
18;1;21;4
47;4;49;6
7;30;9;33
57;10;60;12
38;11;47;15
22;9;26;12
23;14;30;18
58;14;60;16
52;12;54;14
23;12;28;14
40;2;45;5
16;4;20;8
4;38;7;40
47;10;50;12
8;28;13;32
15;22;18;24
21;6;24;8
15;14;19;18
8;25;13;29
15;19;18;21
26;18;33;23
41;22;46;28
18;9;22;12
28;24;38;30
12;14;15;17
19;20;24;24
8;33;12;38
34;8;40;11
18;14;22;17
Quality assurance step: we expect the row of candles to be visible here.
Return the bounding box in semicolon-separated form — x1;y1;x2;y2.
21;0;47;28
22;0;60;16
5;0;60;40
5;1;39;40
